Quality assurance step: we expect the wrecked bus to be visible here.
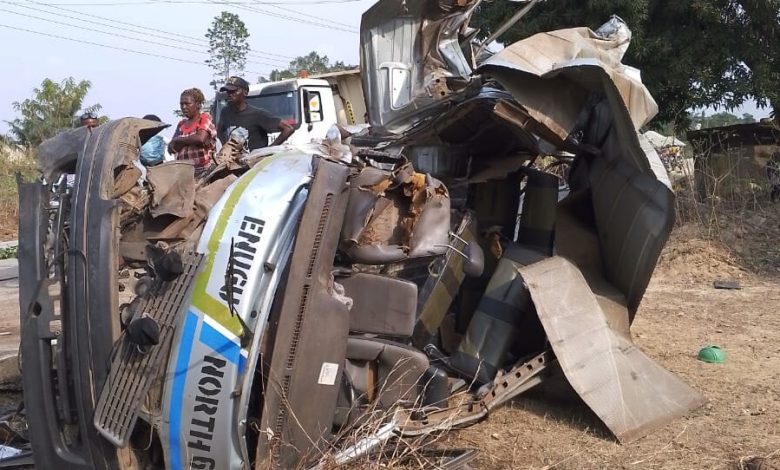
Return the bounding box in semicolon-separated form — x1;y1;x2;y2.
18;1;703;468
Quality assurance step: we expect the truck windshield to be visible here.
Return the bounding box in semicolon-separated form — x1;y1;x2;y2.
248;91;300;128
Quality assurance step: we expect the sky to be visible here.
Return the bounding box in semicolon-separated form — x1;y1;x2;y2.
0;0;772;139
0;0;375;137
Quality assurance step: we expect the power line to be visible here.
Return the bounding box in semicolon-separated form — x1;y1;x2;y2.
230;2;358;33
0;22;267;75
0;6;281;68
265;3;357;30
2;0;296;60
18;0;289;64
32;0;365;5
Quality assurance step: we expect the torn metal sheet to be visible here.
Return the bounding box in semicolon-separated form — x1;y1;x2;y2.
481;19;674;319
145;161;196;219
194;174;238;220
360;0;480;134
519;256;705;443
37;118;167;181
480;20;657;132
112;165;142;199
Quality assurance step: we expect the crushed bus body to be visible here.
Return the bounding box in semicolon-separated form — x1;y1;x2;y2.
18;3;703;468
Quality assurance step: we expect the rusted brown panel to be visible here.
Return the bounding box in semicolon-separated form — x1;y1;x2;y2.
146;161;196;219
519;257;705;443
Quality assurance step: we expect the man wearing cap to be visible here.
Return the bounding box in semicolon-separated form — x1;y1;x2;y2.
217;76;294;151
79;111;99;131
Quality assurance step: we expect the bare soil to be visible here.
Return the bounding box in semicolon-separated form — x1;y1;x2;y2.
0;197;778;468
0;214;17;241
445;215;780;469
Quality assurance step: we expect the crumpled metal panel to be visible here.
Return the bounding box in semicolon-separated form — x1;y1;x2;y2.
257;158;350;468
519;257;705;443
480;24;658;133
360;0;480;134
146;161;196;219
37;118;168;181
479;18;674;321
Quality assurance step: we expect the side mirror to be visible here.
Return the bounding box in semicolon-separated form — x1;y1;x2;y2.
303;89;312;124
302;89;323;127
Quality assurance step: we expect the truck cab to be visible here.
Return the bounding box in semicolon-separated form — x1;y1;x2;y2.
212;78;339;146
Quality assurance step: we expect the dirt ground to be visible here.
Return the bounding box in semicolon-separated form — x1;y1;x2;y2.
0;207;19;242
1;202;778;468
444;215;780;469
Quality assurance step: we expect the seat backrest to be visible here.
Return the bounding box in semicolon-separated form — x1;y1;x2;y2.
338;273;418;337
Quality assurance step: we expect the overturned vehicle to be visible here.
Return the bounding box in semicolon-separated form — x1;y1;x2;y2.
19;2;703;469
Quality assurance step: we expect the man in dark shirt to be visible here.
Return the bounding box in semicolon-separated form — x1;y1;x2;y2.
217;76;294;150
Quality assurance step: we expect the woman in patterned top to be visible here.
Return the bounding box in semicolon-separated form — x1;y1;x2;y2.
168;87;217;178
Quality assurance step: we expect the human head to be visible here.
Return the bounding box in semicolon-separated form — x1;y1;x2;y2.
79;111;99;130
220;76;249;107
142;114;161;122
180;88;205;120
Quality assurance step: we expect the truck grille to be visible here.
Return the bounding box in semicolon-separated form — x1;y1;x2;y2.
93;252;203;447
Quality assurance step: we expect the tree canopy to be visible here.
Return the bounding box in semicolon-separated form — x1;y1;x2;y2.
205;11;250;87
692;111;756;129
6;77;104;147
473;0;779;129
262;51;354;82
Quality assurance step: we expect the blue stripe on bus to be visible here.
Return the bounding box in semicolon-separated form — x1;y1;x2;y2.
199;318;246;372
168;310;199;470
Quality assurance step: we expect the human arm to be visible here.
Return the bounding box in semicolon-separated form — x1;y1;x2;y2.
253;107;293;146
170;130;209;148
270;121;294;146
168;114;216;152
216;108;228;144
167;125;181;154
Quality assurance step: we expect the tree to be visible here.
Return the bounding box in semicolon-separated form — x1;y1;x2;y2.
472;1;780;130
6;77;104;147
263;51;354;82
205;11;250;88
689;111;757;129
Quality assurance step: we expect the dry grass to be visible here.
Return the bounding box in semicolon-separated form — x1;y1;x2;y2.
442;211;780;469
0;148;38;242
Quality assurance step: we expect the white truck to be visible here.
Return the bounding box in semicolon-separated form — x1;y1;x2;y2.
212;70;366;146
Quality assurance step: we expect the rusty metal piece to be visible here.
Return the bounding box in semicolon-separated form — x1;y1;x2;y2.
118;186;150;228
112;165;142;199
393;350;553;436
493;100;574;152
146;161;196;219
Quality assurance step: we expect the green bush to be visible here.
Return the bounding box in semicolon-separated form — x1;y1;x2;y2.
0;245;17;260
